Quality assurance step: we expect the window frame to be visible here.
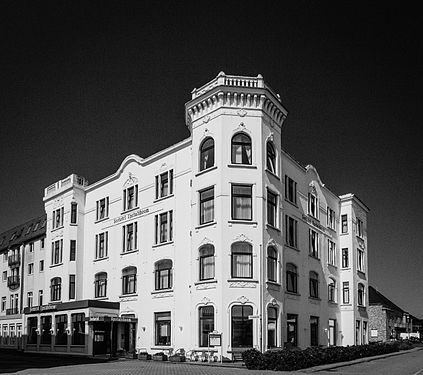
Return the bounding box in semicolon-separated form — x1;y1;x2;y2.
284;175;297;205
154;211;173;244
308;192;318;218
52;207;64;230
327;207;335;230
267;306;278;349
199;137;215;171
285;215;298;248
122;267;137;295
96;197;109;221
154;259;173;290
51;239;63;265
231;305;253;348
155;170;174;200
231;132;252;165
199;187;215;225
70;240;76;261
199;306;215;347
286;263;298;293
328;278;336;302
69;274;75;300
231;184;253;221
155;311;171;346
266;189;278;227
267;247;278;283
309;229;319;258
357;249;365;273
94;272;107;298
358;283;365;306
95;232;108;259
123;184;138;212
231;242;253;279
327;240;336;266
309;271;319;298
343;281;350;304
341;248;349;268
50;277;62;301
341;214;348;233
266;141;277;174
70;202;78;224
123;222;138;252
199;245;215;281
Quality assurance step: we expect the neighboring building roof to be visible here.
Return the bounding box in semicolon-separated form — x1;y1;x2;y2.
369;285;404;313
0;214;46;252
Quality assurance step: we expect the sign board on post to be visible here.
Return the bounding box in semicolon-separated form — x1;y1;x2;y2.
248;315;260;320
208;332;221;347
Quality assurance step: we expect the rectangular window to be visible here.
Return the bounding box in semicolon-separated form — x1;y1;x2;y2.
96;197;109;221
27;317;37;344
363;321;368;345
123;185;138;211
122;269;137;295
357;218;364;238
155;211;173;244
70;240;76;261
308;193;318;218
29;243;34;252
357;249;365;272
41;239;45;248
155;170;174;199
27;292;33;308
39;260;44;272
2;271;6;282
285;215;298;248
70;202;78;224
38;290;43;306
51;239;63;265
327;240;336;266
3;253;7;262
284;175;297;204
342;248;349;268
199;187;214;225
267;190;277;227
327;207;335;230
28;263;34;275
52;207;64;229
286;314;298;346
310;316;319;346
1;297;6;311
155;312;171;346
71;313;85;345
341;214;348;233
69;275;76;300
199;306;214;347
55;315;68;345
309;229;319;258
343;282;350;304
95;232;108;258
123;222;138;252
231;184;252;221
355;320;361;345
40;315;52;344
329;319;336;346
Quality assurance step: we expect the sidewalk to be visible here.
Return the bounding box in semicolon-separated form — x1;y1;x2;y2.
300;347;423;373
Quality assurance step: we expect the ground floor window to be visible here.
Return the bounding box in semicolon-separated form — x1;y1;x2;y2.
363;321;367;344
27;317;37;344
328;319;336;346
199;306;214;347
310;316;319;346
71;313;85;345
355;320;361;345
267;306;277;348
55;314;68;345
231;305;253;348
40;315;52;344
155;312;171;346
286;314;298;347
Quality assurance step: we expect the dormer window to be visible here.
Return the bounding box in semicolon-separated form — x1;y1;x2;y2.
231;133;252;165
199;138;215;171
123;185;138;211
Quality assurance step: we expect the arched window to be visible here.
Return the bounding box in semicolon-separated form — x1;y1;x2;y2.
231;305;253;347
231;242;253;279
267;306;277;348
50;277;61;301
358;283;365;306
199;245;215;281
328;278;336;302
267;247;277;282
155;260;173;290
122;266;137;295
309;271;319;298
231;133;252;165
199;306;214;347
199;137;215;171
266;142;276;174
94;272;107;298
286;263;298;293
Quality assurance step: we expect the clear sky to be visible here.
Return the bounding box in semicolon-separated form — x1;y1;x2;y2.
1;2;422;316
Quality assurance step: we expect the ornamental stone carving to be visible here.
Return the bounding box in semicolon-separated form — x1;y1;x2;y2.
123;172;138;188
229;281;257;288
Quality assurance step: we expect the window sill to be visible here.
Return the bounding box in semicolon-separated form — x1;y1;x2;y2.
50;263;63;268
309;297;321;302
341;267;351;270
120;249;139;256
309;254;320;260
119;293;138;298
285;244;299;252
94;256;109;262
227;164;257;169
195;165;217;177
194;279;217;286
284;198;298;208
228;220;258;226
154;194;174;204
266;223;280;232
308;213;319;221
151;289;173;295
95;217;109;224
266;280;281;287
285;291;300;296
152;241;174;249
228;278;258;283
94;296;108;301
51;226;64;232
327;263;337;269
328;300;338;305
195;221;217;230
340;232;349;236
121;206;140;215
265;168;280;180
151;346;172;350
326;226;336;233
69;223;78;226
357;270;366;276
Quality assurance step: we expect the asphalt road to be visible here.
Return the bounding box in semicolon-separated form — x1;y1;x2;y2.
315;348;423;375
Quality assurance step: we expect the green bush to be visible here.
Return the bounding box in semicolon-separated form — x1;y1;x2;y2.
242;341;409;371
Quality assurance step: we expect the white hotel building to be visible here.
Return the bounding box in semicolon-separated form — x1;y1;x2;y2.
0;73;369;359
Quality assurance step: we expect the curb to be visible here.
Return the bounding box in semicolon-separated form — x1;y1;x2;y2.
299;347;422;373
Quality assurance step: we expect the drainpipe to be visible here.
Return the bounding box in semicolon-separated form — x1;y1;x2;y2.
260;244;263;352
20;244;25;315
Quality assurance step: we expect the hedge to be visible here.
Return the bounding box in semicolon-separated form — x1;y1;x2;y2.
242;341;413;371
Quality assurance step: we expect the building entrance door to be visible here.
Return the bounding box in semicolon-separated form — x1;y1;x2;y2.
93;322;111;355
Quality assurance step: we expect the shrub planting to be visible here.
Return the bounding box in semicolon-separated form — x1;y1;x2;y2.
242;341;411;371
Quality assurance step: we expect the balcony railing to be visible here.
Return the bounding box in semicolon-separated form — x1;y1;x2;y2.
8;254;20;267
6;307;19;315
7;275;20;289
